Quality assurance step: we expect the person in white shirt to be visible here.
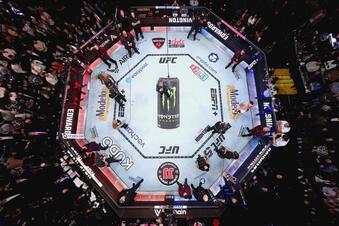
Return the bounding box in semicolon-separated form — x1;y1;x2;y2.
272;133;289;147
276;120;291;133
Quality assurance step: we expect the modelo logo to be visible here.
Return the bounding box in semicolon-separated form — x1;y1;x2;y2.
125;127;145;148
207;21;229;41
226;85;239;119
190;64;209;81
168;17;192;23
169;39;185;48
96;87;110;121
159;57;177;64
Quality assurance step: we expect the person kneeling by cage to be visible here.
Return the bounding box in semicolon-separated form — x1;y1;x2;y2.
196;154;210;172
117;178;144;206
216;146;239;159
207;121;232;135
98;72;126;106
191;181;212;202
112;119;128;129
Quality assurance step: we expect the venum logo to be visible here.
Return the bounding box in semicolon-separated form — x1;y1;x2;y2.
168;39;185;48
190;64;209;81
96;88;110;121
102;137;134;171
226;85;239;119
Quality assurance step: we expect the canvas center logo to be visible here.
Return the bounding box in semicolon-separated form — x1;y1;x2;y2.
226;85;239;119
157;78;180;129
96;87;110;121
157;162;180;186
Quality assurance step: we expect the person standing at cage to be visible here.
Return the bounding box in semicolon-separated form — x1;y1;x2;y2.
92;44;118;69
130;11;144;41
187;15;201;41
225;49;246;72
120;30;140;57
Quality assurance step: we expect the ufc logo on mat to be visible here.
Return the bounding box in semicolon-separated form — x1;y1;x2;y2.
159;57;177;64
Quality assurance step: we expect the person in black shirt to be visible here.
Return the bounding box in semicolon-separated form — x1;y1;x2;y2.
118;9;131;31
191;181;212;202
196;154;210;171
92;44;118;69
96;154;121;168
109;25;120;42
98;72;126;105
117;178;144;206
187;15;201;40
216;146;239;159
207;121;232;135
130;12;144;41
120;30;140;57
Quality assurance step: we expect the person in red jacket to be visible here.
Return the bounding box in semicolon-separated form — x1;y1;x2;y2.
92;44;118;69
225;49;246;72
241;125;272;137
177;178;192;199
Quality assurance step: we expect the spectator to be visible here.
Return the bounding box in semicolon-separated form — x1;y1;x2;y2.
191;181;212;202
187;15;201;41
177;178;192;199
196;154;210;172
117;179;144;206
130;12;144;41
120;30;140;57
241;125;272;137
92;44;118;69
225;49;246;72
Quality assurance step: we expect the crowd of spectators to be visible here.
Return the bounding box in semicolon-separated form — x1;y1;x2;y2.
0;0;338;225
0;0;122;225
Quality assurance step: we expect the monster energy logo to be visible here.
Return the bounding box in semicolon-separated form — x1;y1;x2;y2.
161;86;176;111
157;78;180;129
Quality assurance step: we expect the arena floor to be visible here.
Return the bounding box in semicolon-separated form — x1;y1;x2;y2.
81;27;260;197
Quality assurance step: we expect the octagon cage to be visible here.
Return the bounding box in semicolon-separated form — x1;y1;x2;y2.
59;6;276;219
